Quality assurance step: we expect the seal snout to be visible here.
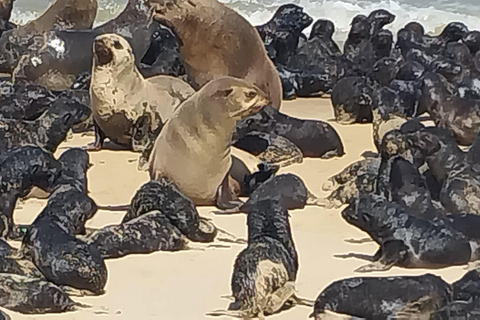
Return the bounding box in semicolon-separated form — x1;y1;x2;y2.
93;39;113;66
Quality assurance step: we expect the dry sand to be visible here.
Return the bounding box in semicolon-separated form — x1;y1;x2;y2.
5;98;470;319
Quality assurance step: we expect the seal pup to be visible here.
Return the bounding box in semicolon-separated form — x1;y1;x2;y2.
234;105;344;158
0;146;61;238
18;0;98;35
22;213;108;295
331;76;373;124
0;239;43;278
147;0;283;109
0;0;15;34
149;76;270;209
207;199;312;319
305;19;341;57
89;33;194;150
0;96;91;153
340;194;480;272
87;210;187;259
0;274;75;314
463;31;480;55
310;274;452;320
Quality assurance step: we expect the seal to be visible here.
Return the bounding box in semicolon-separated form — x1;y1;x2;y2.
0;0;15;35
0;80;56;120
22;213;108;295
148;76;270;209
310;274;451;320
18;0;98;35
0;146;61;238
242;162;279;197
207;199;312;319
0;239;43;278
340;194;480;272
0;273;75;314
0;309;8;320
4;0;156;87
463;31;480;55
0;96;91;153
147;0;283;109
89;33;194;150
331;76;373;124
234;105;344;158
87;210;187;259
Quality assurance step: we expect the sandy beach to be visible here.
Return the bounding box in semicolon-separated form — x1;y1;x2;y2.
4;97;470;320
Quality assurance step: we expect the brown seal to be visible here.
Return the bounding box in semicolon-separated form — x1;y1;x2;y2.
146;0;283;110
149;76;270;209
89;33;194;150
19;0;98;35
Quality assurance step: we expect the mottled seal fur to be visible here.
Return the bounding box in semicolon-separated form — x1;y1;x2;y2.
341;194;480;272
0;274;75;314
122;179;218;242
0;146;61;238
22;214;108;295
149;76;270;209
148;0;283;109
0;96;91;153
89;33;194;150
87;210;187;259
207;199;312;319
310;274;451;320
331;76;373;124
234;105;344;158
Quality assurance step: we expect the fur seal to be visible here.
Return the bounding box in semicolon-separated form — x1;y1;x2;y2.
4;0;156;87
87;210;187;259
18;0;98;35
340;194;480;272
147;0;283;109
22;214;108;295
234;105;344;158
0;274;75;314
310;274;451;319
149;76;270;209
207;199;312;318
0;146;61;238
89;33;194;150
0;96;91;153
331;76;373;124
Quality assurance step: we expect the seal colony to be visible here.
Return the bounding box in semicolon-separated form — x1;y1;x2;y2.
4;0;480;318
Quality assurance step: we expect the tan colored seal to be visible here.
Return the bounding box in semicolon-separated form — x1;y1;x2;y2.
20;0;98;35
89;33;194;150
146;0;282;110
149;76;270;208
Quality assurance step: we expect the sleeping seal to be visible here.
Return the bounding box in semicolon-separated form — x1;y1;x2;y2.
89;33;194;150
149;76;270;209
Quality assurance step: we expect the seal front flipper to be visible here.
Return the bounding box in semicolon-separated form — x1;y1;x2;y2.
354;240;409;273
84;121;106;151
216;175;244;210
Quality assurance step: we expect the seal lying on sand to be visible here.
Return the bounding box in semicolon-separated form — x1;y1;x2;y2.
87;210;187;259
23;214;107;295
207;199;312;319
0;97;91;153
149;76;270;209
89;33;194;150
147;0;283;109
18;0;98;35
310;274;452;319
340;194;480;272
0;274;75;314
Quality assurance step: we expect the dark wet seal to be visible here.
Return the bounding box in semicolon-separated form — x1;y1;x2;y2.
396;60;425;81
463;31;480;55
0;238;42;278
0;146;61;238
276;64;333;99
256;4;313;65
331;76;373;124
87;210;187;259
0;80;56;120
122;179;217;243
372;57;399;87
310;274;451;320
234;105;344;158
22;214;108;295
340;194;480;272
207;199;313;318
243;163;279;197
0;96;91;153
0;273;75;314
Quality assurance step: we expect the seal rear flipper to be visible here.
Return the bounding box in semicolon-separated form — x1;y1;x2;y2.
215;175;245;210
355;240;409;273
84;121;105;151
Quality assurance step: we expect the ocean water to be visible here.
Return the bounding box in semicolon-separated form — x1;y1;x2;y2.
10;0;480;43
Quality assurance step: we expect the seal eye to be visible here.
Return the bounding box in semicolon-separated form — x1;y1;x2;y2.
215;88;233;97
245;91;256;99
113;41;123;50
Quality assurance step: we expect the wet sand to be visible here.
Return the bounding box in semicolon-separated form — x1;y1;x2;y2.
7;97;469;319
